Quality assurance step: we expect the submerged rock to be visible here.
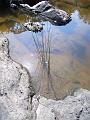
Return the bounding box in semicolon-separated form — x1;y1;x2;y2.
33;89;90;120
20;1;71;25
0;36;35;120
10;1;71;26
10;21;43;33
24;22;43;32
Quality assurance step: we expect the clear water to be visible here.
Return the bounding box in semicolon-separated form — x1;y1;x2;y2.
0;2;90;100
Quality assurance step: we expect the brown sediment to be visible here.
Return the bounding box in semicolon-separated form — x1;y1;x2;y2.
51;0;90;8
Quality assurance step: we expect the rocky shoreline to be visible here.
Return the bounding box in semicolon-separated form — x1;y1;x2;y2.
0;36;90;120
0;36;35;120
34;89;90;120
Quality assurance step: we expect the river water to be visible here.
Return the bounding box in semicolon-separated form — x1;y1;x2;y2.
0;1;90;100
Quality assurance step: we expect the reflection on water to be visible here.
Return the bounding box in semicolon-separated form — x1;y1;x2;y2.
0;2;90;99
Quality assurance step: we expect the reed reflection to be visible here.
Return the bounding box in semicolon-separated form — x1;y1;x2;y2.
31;22;57;99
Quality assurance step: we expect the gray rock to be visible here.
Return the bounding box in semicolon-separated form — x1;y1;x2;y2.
24;22;43;32
15;1;71;26
0;36;35;120
34;89;90;120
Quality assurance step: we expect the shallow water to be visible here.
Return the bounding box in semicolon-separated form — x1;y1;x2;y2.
0;2;90;100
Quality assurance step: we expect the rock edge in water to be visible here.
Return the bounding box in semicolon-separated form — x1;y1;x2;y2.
32;89;90;120
0;36;35;120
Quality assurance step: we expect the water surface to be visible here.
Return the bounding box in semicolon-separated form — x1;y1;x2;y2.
0;2;90;100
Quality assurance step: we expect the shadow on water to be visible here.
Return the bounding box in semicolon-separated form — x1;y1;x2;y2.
0;1;90;100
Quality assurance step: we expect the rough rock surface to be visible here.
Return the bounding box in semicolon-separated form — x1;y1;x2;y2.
32;89;90;120
11;1;71;26
0;36;35;120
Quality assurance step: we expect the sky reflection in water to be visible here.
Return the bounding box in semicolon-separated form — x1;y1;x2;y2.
1;8;90;99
